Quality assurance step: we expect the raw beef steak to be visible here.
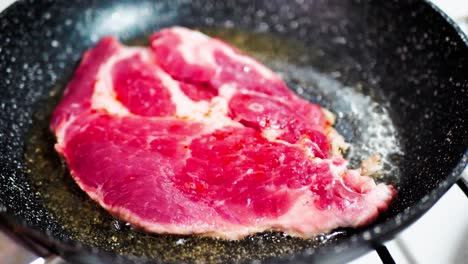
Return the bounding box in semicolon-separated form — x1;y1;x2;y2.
51;27;396;239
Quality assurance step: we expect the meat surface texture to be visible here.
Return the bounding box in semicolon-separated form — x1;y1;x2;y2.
51;27;396;239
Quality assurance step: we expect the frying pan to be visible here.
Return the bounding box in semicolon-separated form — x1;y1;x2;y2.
0;0;467;263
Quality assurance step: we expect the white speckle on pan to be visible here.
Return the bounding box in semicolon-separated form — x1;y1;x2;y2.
374;226;382;234
256;10;266;17
257;21;269;32
363;231;371;240
51;40;60;48
332;36;347;44
289;20;299;29
224;20;234;28
204;17;214;25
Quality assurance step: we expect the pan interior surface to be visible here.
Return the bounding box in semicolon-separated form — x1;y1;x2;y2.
25;27;402;263
0;0;466;263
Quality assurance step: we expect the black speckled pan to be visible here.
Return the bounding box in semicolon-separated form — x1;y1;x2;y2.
0;0;467;263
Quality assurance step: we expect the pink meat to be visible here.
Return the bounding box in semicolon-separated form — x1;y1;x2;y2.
51;27;396;239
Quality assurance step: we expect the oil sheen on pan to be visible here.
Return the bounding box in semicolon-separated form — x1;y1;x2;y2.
50;27;396;240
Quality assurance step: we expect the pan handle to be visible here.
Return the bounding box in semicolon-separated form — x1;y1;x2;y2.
456;178;468;197
375;244;396;264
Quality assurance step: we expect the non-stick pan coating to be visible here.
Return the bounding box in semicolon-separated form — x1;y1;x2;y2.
0;0;467;263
